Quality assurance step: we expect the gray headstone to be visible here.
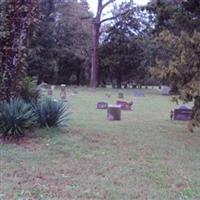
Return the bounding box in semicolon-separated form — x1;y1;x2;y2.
133;90;145;97
161;86;171;95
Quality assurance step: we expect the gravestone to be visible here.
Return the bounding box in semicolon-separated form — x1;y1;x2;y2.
161;86;171;95
47;85;53;96
97;102;108;110
60;84;67;101
172;105;193;121
118;92;124;99
37;81;48;90
105;93;111;98
107;105;121;121
133;90;145;97
132;84;137;88
37;82;48;98
116;100;133;111
40;88;46;98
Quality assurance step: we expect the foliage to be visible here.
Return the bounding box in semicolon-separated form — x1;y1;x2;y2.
148;0;200;35
27;0;92;85
33;98;69;128
0;0;40;101
0;99;36;138
147;0;200;129
99;3;146;88
150;30;200;129
20;76;39;103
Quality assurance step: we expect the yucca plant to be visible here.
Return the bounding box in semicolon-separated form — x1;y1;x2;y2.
33;98;69;128
0;99;36;139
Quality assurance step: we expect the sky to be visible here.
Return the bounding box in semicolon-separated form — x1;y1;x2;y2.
87;0;150;13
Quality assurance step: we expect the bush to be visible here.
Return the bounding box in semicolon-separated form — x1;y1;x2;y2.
33;98;69;128
0;99;36;138
20;76;39;103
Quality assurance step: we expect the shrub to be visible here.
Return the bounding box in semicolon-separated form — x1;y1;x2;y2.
0;99;36;138
33;98;69;128
20;76;39;103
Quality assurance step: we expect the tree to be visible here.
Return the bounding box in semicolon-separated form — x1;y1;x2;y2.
147;0;200;129
89;0;132;88
99;4;144;88
27;0;92;85
151;30;200;130
0;0;39;101
148;0;200;35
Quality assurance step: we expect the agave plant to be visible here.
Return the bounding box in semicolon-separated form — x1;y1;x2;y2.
0;99;36;138
33;98;69;128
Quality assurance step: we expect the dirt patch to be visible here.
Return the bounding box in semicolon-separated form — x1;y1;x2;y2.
0;136;46;152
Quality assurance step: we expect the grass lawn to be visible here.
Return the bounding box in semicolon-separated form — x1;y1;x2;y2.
0;87;200;200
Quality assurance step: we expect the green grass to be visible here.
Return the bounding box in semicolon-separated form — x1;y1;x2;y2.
0;87;200;200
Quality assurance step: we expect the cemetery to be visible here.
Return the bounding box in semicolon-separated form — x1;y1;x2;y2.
1;0;200;199
1;87;200;199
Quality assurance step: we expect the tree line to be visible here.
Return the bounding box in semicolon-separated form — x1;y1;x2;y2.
0;0;199;128
0;0;200;96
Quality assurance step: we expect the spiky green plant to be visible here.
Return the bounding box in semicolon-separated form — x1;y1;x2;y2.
0;99;36;138
33;98;69;128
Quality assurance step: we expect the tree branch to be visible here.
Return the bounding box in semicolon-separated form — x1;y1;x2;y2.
100;9;130;24
102;0;117;11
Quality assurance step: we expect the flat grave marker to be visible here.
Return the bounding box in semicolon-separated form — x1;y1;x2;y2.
97;102;108;110
133;90;145;97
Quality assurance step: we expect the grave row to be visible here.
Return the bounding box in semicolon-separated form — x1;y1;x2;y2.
97;92;193;122
38;83;67;101
97;92;134;121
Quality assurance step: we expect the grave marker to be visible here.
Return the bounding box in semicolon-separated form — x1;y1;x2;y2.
116;100;133;111
107;105;121;121
60;84;67;101
161;86;171;95
171;105;193;121
47;87;53;96
97;102;108;110
118;92;124;99
133;90;145;97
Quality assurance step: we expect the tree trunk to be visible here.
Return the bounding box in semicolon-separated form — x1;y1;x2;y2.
90;20;100;88
76;68;81;86
117;74;122;89
89;0;121;88
89;0;103;88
